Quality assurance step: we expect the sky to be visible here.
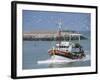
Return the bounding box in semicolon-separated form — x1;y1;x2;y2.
22;10;91;32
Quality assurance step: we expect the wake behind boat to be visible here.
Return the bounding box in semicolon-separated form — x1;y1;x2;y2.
37;54;89;64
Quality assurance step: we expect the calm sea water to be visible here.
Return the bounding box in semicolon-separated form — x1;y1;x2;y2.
22;31;91;70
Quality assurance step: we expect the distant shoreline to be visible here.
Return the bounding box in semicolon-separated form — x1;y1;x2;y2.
23;36;87;41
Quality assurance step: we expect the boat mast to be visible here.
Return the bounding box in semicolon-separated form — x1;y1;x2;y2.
58;22;62;45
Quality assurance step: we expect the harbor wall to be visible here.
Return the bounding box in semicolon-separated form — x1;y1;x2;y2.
23;31;87;41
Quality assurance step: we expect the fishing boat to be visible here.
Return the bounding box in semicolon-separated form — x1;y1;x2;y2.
48;22;86;60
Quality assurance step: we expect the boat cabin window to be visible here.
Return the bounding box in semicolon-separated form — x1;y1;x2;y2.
56;46;69;48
